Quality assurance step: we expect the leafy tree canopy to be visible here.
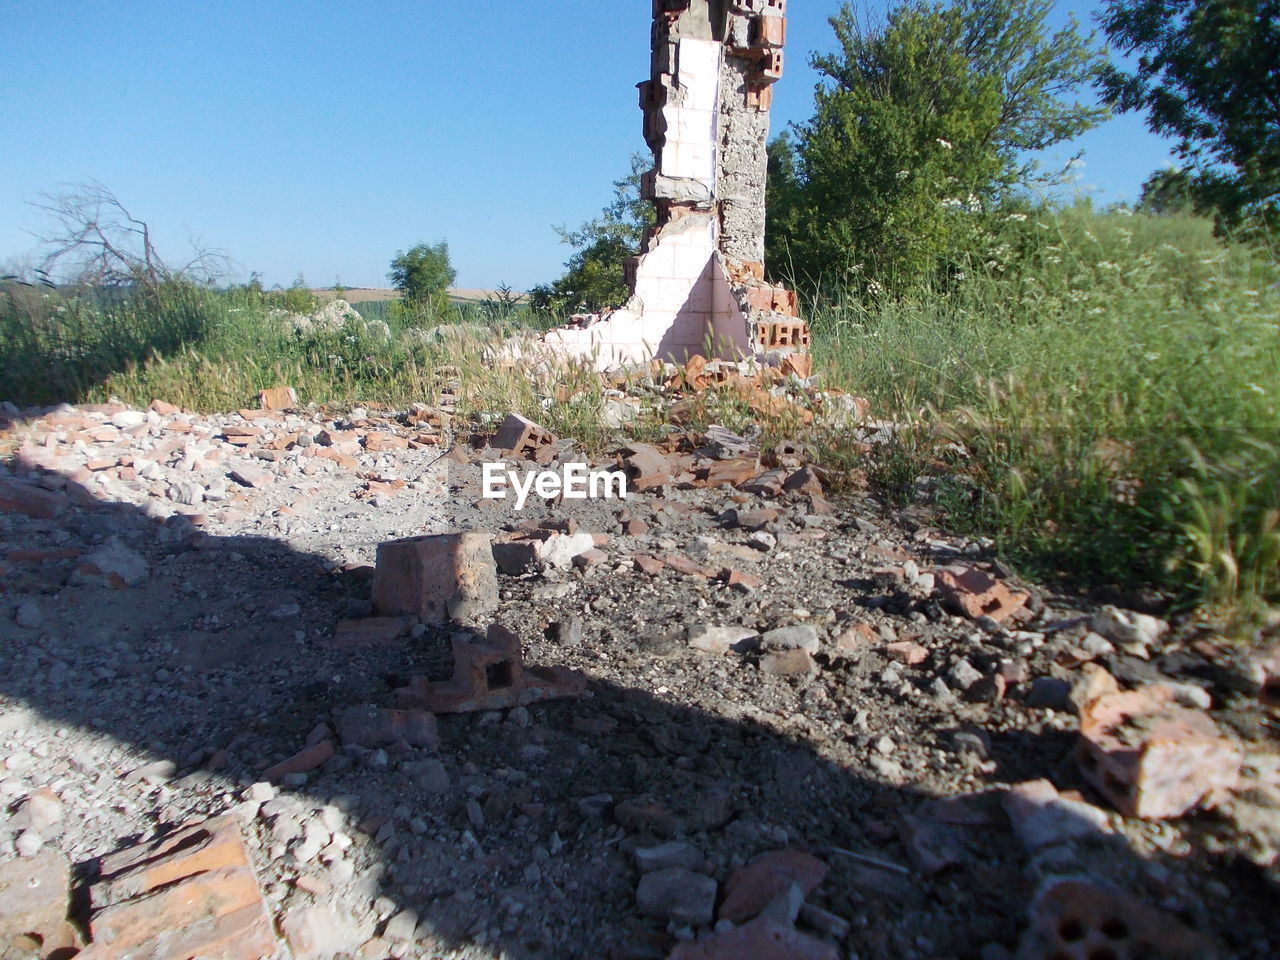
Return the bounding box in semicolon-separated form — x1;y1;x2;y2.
768;0;1107;293
388;241;456;307
1098;0;1280;229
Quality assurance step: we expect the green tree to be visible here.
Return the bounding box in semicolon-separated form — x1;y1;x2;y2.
768;0;1107;294
388;241;456;312
1099;0;1280;230
530;155;655;315
1136;167;1198;215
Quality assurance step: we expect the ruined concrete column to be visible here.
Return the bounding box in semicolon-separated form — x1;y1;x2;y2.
530;0;809;373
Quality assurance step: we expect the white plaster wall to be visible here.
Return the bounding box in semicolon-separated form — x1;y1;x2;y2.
659;38;720;186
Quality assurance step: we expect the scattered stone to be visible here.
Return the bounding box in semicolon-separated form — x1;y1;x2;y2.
636;867;717;926
335;706;438;749
759;648;815;676
1002;779;1113;851
669;916;840;960
635;841;704;873
69;538;149;589
719;849;828;924
687;624;758;656
14;600;42;629
1089;605;1167;658
759;624;819;653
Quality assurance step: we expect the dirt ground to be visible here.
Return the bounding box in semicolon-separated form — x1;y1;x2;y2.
1;394;1277;959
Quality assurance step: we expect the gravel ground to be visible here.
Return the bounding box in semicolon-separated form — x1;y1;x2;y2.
1;398;1278;959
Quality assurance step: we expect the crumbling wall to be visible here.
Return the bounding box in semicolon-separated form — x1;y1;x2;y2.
521;0;807;373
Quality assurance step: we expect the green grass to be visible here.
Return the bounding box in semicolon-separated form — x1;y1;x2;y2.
2;204;1276;620
813;204;1280;619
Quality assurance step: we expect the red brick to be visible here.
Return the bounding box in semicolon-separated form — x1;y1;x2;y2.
933;565;1027;622
261;740;334;782
718;849;829;923
372;532;498;624
1018;879;1218;959
620;443;671;491
257;386;297;411
395;623;586;714
702;458;760;487
89;816;276;960
0;479;66;520
493;412;556;459
634;554;665;575
363;432;409;452
1076;686;1241;819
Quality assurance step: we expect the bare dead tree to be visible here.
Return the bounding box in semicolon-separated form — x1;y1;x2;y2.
31;181;227;292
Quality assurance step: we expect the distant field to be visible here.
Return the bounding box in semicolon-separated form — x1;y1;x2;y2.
313;287;527;305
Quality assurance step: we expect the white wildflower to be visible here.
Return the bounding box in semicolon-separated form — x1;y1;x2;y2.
936;138;953;149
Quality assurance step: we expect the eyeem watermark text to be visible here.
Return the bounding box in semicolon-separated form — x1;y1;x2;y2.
482;462;628;510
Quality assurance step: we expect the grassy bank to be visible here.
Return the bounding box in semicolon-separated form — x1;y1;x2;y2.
814;206;1280;617
2;205;1277;617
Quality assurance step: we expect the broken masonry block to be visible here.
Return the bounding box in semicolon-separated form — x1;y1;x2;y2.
669;916;839;960
619;442;672;491
492;412;556;460
371;532;499;624
87;815;277;960
395;623;587;714
933;564;1028;623
752;12;786;47
718;849;829;924
754;319;809;349
0;849;81;957
1015;879;1219;960
752;49;784;83
1076;685;1241;819
257;386;297;411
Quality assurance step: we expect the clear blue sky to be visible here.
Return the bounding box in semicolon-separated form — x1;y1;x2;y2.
0;1;1175;291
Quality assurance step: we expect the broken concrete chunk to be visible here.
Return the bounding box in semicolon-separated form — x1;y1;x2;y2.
0;848;77;956
1089;604;1167;658
69;537;149;589
687;624;758;655
372;532;498;624
1076;685;1241;819
334;706;438;749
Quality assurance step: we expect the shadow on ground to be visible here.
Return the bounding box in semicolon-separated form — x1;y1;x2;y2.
0;469;1273;959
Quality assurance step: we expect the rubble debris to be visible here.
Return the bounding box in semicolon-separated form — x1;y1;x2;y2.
1001;779;1114;851
1016;879;1219;959
395;623;586;713
1076;685;1242;819
84;815;277;959
492;412;556;461
0;849;80;957
719;849;828;924
257;386;298;411
1089;604;1167;658
668;916;840;960
371;532;498;624
636;867;717;926
334;705;438;749
933;564;1028;622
